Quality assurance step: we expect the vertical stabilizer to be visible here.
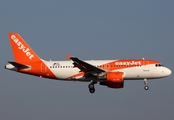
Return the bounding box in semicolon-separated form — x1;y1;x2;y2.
8;33;41;63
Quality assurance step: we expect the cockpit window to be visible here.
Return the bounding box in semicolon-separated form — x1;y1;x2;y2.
155;64;163;67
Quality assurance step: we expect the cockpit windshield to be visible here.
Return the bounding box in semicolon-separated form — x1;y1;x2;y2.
155;64;164;67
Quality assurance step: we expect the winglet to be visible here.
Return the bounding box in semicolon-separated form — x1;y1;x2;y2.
66;54;71;60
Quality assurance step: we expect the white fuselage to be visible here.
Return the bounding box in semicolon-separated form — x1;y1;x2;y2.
43;60;171;81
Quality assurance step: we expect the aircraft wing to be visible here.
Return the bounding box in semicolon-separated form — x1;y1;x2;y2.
66;55;105;76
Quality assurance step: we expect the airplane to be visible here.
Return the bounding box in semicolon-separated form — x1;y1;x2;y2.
5;33;172;93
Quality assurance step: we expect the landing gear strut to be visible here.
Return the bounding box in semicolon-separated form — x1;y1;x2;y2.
88;81;97;93
144;78;149;90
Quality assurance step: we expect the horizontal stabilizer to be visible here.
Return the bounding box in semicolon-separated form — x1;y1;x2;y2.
8;61;29;69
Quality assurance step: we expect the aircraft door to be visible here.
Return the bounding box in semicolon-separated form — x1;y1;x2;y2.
41;63;47;73
143;61;149;71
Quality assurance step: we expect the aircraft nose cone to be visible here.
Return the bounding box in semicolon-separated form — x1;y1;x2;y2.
164;68;172;76
167;68;172;76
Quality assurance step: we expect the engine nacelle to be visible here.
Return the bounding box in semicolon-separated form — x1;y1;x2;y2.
106;72;123;82
99;72;124;88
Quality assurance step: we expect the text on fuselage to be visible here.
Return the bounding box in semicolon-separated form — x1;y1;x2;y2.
115;61;141;65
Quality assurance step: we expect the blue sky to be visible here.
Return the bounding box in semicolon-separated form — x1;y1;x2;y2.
1;0;174;120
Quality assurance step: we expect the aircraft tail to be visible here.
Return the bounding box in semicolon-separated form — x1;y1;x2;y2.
8;33;41;63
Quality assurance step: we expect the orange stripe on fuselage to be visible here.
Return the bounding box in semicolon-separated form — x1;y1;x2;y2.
98;60;160;71
66;60;161;79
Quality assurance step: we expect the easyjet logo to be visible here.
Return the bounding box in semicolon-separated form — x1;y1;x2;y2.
115;61;141;65
11;35;34;60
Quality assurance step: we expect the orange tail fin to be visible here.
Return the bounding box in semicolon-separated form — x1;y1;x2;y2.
8;33;41;63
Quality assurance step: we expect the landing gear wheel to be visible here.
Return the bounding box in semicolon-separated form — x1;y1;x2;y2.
88;81;97;93
89;88;95;93
88;84;94;89
144;86;149;90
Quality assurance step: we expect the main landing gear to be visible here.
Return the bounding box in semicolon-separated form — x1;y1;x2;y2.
88;81;97;93
144;78;149;90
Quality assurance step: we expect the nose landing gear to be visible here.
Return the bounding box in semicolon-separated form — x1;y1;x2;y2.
144;78;149;90
144;85;149;90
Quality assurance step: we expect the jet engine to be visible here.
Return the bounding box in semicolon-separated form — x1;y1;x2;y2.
99;72;124;88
